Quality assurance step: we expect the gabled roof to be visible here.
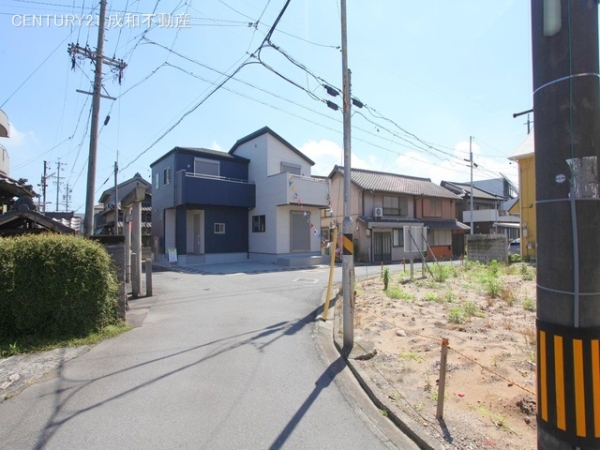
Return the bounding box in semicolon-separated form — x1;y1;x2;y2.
229;126;315;166
330;166;460;199
99;172;151;204
150;146;249;167
509;132;534;161
441;180;503;201
0;210;77;234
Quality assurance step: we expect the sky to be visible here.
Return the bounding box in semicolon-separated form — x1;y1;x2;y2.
0;0;534;214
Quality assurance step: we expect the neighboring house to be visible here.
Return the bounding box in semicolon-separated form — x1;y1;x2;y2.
441;178;520;241
229;127;329;265
327;166;468;262
45;211;84;234
508;132;536;260
94;173;152;236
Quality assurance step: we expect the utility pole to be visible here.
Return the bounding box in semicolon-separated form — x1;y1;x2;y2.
114;161;119;234
464;137;476;234
39;160;53;214
513;109;534;134
68;0;126;235
63;182;72;211
531;1;600;449
340;0;354;353
54;159;66;212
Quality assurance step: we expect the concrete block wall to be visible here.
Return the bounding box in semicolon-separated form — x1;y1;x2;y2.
466;234;508;264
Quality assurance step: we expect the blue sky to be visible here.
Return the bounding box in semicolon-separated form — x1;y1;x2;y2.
1;0;533;213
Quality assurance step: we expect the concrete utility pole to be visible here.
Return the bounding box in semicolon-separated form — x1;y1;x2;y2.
340;0;354;353
464;136;476;234
68;0;126;235
40;160;53;214
114;161;119;234
531;1;600;449
63;182;72;211
54;159;66;212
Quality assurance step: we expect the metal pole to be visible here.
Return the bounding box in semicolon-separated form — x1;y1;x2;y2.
84;0;107;236
42;160;47;214
322;227;338;321
340;0;354;353
531;1;600;448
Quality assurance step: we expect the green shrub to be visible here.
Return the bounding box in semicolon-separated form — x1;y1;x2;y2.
523;298;536;311
431;264;451;282
448;307;466;324
383;266;390;290
0;234;119;338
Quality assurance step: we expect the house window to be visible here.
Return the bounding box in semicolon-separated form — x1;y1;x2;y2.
425;198;442;217
154;173;159;190
194;158;220;176
393;228;404;247
163;167;171;185
214;223;225;234
252;215;265;232
383;196;408;217
431;229;451;246
281;162;301;175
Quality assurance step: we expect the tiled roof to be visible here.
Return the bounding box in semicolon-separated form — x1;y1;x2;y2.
441;181;502;200
332;166;460;199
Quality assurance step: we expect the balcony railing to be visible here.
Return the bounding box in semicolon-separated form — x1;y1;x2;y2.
175;170;255;208
264;172;330;207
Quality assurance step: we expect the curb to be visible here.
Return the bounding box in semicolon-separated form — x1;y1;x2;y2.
329;288;441;450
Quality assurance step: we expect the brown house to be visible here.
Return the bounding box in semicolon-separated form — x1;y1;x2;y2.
326;166;469;262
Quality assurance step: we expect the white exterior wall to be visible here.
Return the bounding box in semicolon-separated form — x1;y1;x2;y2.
234;131;319;257
265;134;312;176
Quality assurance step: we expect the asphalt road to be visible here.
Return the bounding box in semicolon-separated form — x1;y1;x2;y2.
0;262;421;450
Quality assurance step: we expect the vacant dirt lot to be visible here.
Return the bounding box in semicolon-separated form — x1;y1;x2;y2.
351;261;537;450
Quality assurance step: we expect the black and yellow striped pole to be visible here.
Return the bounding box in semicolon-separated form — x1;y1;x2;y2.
531;0;600;448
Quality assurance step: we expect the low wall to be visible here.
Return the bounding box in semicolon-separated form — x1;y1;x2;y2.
466;234;508;264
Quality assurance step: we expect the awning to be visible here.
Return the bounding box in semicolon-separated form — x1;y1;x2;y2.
422;219;470;231
496;222;521;229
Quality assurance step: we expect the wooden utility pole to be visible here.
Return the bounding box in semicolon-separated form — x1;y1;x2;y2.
68;0;126;235
531;1;600;448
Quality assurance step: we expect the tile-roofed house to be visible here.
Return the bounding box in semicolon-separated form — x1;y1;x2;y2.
327;166;468;262
442;177;520;241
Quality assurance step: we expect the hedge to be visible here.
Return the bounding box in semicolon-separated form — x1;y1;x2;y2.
0;234;119;338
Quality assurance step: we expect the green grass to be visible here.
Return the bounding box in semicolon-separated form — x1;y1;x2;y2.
0;323;130;359
385;286;415;301
423;292;440;302
523;298;536;311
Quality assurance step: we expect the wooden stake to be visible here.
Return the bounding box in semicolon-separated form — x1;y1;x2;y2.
436;338;449;419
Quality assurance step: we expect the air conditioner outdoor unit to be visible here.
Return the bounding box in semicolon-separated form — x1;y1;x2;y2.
373;207;383;219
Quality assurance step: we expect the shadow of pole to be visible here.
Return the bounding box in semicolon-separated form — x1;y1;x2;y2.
31;309;321;449
268;356;346;450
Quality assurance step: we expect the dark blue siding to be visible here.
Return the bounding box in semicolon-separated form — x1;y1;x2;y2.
204;209;248;254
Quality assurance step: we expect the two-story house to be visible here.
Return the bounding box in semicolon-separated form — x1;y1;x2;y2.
150;127;330;266
441;178;520;241
229;127;330;265
94;173;152;236
151;147;255;265
327;166;468;262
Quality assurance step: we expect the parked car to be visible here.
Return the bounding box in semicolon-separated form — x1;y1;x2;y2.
508;238;520;254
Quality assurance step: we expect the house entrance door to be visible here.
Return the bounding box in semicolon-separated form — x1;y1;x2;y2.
290;210;310;252
373;232;392;262
193;212;205;254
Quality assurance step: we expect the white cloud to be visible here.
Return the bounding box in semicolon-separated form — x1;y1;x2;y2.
211;140;223;152
300;139;376;176
5;124;38;147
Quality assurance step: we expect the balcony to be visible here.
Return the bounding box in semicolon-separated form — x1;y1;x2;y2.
265;172;330;207
175;170;255;208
